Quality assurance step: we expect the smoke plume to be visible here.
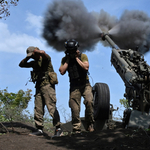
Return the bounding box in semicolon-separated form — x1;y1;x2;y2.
43;0;150;54
43;0;101;52
109;10;150;53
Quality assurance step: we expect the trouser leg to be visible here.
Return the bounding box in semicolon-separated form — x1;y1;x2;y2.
41;84;61;127
69;88;81;131
83;84;94;125
34;88;45;130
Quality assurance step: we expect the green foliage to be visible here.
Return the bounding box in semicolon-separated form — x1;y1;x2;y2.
0;0;19;19
119;98;129;109
0;88;32;122
0;114;8;122
0;88;32;109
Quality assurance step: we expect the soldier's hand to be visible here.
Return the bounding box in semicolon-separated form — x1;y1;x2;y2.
75;50;80;57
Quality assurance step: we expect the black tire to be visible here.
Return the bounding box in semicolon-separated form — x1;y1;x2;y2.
93;83;110;120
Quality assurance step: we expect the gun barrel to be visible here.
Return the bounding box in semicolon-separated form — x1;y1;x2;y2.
100;33;120;50
100;32;138;84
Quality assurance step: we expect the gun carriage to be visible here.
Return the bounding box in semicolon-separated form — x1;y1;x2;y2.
93;32;150;127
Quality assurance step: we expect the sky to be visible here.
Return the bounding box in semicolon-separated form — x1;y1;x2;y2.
0;0;150;123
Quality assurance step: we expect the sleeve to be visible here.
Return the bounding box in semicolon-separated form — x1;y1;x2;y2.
61;57;66;66
19;60;34;68
81;54;88;62
45;54;51;61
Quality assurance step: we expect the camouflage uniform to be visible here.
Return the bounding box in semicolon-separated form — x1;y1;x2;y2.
20;54;61;130
34;83;60;129
61;53;94;132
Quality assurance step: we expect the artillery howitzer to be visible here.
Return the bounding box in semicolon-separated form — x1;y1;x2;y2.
93;32;150;128
62;33;150;131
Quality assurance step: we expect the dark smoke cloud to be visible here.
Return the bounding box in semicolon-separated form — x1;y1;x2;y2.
109;10;150;54
43;0;101;52
43;0;150;54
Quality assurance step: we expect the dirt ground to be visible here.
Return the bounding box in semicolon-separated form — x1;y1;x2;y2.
0;121;150;150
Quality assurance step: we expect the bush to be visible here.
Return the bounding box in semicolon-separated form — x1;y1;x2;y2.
0;88;32;122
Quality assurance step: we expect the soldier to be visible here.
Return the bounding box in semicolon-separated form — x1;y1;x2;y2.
19;46;62;136
59;39;94;133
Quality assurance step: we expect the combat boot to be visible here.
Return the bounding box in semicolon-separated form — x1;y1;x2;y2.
29;129;43;136
53;127;63;137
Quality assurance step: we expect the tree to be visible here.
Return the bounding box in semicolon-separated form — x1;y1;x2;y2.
0;0;19;19
119;98;130;109
0;88;32;122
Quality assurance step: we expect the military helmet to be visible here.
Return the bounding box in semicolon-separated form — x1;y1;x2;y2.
64;39;79;52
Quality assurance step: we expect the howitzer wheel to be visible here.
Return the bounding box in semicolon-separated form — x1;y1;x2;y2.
93;83;110;120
